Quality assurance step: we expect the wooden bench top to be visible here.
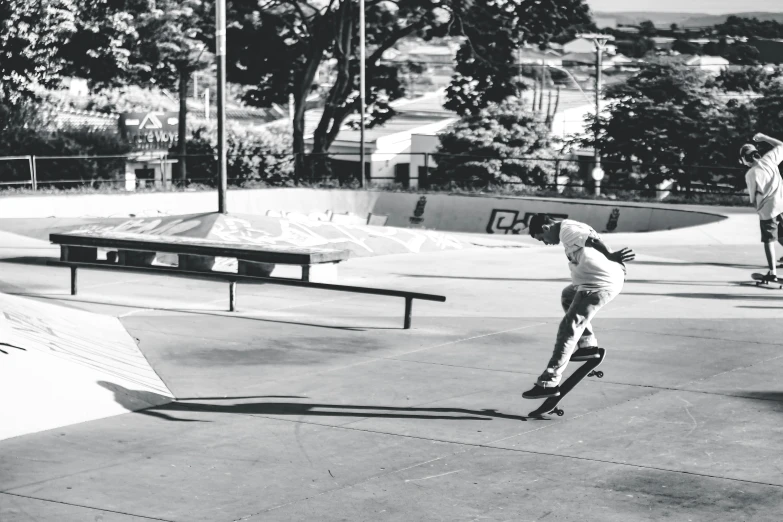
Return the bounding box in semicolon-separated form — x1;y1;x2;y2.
50;231;350;265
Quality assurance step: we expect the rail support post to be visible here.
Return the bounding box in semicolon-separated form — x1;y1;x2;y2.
404;297;413;329
229;281;237;312
70;266;78;296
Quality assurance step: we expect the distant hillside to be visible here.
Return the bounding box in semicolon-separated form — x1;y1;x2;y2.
595;11;705;27
595;11;783;28
681;12;783;27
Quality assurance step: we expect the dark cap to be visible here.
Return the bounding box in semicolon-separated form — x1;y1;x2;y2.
739;143;759;164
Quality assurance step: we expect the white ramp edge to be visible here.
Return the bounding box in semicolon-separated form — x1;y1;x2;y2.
0;293;173;441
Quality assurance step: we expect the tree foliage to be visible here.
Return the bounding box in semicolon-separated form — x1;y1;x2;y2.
131;0;213;89
129;0;214;183
715;15;783;39
709;66;783;93
0;0;76;102
584;64;746;191
222;0;591;180
58;0;138;89
433;99;555;187
224;0;439;169
445;0;592;116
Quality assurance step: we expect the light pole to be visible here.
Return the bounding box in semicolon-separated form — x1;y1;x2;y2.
358;0;366;188
577;33;614;196
216;0;227;213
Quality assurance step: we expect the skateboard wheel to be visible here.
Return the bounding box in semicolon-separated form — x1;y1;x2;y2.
595;371;604;378
554;409;564;417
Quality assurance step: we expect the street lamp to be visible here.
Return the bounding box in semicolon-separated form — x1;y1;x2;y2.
577;33;614;196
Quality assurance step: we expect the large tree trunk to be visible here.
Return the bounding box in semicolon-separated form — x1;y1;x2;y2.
292;90;308;181
309;13;423;156
177;68;190;186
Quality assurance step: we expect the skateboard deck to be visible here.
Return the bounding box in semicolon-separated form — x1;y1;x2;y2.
751;273;783;289
528;348;606;418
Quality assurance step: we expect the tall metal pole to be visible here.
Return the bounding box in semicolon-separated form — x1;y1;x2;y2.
594;42;602;196
578;33;613;197
359;0;366;188
216;0;228;213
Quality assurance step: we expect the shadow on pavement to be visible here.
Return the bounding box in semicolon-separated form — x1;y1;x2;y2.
397;273;740;288
623;291;783;300
103;383;535;424
632;260;761;270
0;256;56;266
155;399;532;422
97;381;203;423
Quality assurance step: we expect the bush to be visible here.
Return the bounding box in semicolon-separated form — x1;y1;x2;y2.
177;124;294;187
0;101;131;188
432;99;558;188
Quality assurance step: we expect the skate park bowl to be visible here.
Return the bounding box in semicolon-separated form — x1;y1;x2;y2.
4;188;782;522
0;188;726;236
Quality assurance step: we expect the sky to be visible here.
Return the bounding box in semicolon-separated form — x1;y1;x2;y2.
587;0;783;14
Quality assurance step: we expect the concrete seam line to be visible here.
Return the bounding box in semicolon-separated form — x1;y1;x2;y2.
0;492;177;522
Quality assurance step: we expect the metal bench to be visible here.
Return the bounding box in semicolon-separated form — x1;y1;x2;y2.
49;231;446;329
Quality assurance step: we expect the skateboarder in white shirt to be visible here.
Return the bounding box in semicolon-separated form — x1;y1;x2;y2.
740;133;783;282
522;215;635;399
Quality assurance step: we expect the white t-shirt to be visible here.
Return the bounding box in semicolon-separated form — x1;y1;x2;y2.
559;220;625;292
746;145;783;220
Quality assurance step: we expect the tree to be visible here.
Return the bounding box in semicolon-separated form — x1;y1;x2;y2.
432;99;556;187
639;20;657;37
715;16;783;39
615;37;654;59
584;64;741;193
445;0;592;116
58;0;139;89
703;38;760;65
725;43;761;65
672;39;700;56
131;0;214;184
709;66;782;92
703;38;727;58
225;0;432;178
223;0;591;178
753;81;783;141
0;0;76;103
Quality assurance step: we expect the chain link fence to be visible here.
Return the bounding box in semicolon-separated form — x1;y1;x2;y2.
0;151;750;205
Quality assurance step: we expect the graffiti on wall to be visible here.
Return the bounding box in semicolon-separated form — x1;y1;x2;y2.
605;208;620;232
409;196;427;225
486;209;569;235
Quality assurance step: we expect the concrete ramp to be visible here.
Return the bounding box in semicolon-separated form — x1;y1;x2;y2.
0;294;172;441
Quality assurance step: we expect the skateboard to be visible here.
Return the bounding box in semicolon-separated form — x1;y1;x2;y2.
528;348;606;418
751;273;783;289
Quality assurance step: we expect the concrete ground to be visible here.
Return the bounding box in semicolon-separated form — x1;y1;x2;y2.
1;207;783;521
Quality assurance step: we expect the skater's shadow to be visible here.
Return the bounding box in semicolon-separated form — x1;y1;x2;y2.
152;399;532;422
102;383;550;423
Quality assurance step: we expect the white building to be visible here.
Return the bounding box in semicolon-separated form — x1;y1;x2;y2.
304;91;457;187
563;38;617;56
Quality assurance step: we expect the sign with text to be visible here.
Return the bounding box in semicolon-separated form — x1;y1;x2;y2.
119;111;179;150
